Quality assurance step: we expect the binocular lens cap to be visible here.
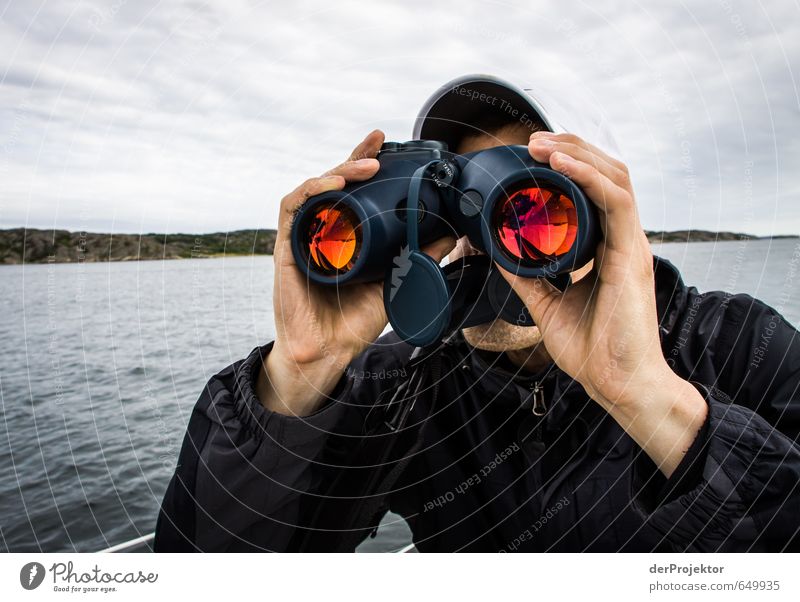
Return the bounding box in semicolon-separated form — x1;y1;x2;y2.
383;250;451;347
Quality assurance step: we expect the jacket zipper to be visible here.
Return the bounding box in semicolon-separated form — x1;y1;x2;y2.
520;379;548;455
530;380;547;416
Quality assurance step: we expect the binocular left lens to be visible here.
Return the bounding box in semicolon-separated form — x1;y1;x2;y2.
305;203;362;276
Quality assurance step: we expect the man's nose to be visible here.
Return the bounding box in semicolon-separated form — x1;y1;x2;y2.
463;238;482;255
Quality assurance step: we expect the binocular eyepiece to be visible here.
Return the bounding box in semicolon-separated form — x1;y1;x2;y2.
290;140;599;347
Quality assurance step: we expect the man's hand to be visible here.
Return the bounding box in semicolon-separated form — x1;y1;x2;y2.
496;131;708;477
259;130;456;417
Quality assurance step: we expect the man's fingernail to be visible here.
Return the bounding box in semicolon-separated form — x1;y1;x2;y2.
531;130;556;138
354;158;376;166
530;138;555;148
553;152;576;167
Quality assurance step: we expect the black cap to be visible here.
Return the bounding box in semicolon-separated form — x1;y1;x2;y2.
412;74;553;152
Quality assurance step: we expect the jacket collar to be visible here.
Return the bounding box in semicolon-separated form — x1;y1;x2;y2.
653;254;689;336
442;254;689;417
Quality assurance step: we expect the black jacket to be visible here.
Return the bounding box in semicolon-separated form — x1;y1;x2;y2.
154;256;800;552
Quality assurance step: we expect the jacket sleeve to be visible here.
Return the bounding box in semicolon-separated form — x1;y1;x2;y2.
154;341;361;552
631;292;800;552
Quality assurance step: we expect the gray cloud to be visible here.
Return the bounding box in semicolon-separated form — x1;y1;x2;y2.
0;0;798;235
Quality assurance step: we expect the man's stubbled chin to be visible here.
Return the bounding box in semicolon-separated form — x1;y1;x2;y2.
446;236;545;353
461;319;543;352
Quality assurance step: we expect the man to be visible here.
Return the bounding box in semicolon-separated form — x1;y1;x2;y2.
154;75;800;552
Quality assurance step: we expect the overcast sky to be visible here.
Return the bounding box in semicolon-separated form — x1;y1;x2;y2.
1;0;798;236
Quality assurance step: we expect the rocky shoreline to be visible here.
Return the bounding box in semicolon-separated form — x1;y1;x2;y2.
0;228;277;264
0;227;795;265
644;230;797;243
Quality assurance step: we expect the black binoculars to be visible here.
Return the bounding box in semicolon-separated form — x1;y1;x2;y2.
290;140;599;347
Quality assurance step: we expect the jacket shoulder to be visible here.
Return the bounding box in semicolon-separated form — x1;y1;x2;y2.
348;329;416;375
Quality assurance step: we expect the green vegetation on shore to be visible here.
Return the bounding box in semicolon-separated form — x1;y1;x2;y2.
644;230;798;243
0;228;277;264
0;227;795;265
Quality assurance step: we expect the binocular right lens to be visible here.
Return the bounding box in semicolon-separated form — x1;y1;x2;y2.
491;185;578;264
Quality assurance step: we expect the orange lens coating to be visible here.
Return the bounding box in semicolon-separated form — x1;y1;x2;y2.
493;186;577;261
306;204;361;274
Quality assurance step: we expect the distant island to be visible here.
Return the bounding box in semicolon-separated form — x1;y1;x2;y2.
0;228;277;264
645;230;798;243
0;228;796;265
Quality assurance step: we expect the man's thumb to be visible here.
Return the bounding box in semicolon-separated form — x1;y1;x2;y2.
495;263;560;329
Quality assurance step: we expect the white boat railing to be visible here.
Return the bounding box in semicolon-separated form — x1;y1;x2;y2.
98;533;155;553
98;532;416;553
393;542;416;553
